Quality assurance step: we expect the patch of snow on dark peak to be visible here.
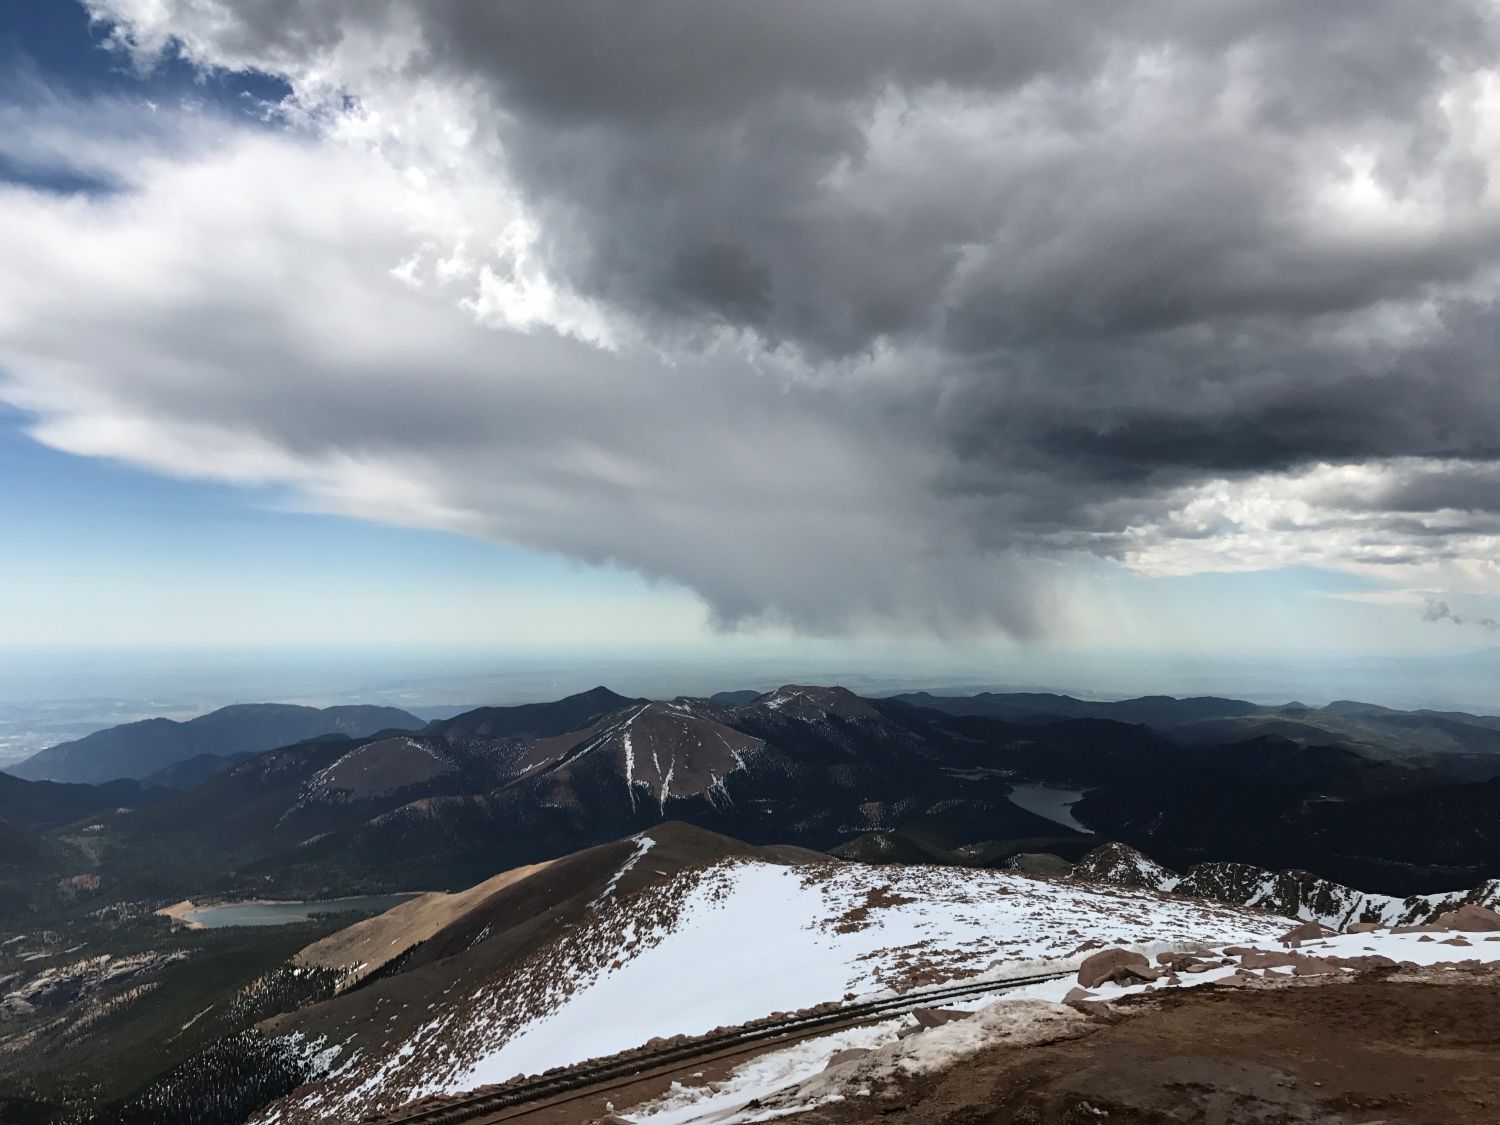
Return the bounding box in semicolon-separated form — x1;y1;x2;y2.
756;685;881;723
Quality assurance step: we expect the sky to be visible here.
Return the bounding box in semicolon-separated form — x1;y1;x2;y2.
4;1;1500;692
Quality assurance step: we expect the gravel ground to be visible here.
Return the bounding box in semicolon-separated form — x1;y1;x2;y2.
777;965;1500;1125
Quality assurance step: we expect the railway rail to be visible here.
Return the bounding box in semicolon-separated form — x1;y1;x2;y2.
371;966;1074;1124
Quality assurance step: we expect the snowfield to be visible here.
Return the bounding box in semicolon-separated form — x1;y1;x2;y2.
621;926;1500;1125
437;857;1287;1094
260;846;1290;1122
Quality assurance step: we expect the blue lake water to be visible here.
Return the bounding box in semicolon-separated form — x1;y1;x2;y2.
183;893;421;928
1005;784;1090;832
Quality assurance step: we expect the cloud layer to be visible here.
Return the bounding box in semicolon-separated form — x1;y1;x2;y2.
5;1;1500;634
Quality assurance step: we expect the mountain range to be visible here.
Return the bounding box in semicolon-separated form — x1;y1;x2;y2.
893;690;1500;776
6;682;1500;1123
6;703;423;785
0;683;1492;915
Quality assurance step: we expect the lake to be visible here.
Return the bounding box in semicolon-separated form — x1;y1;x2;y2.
182;893;421;928
1005;784;1090;832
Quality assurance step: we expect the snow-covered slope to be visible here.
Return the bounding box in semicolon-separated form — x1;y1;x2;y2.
1075;843;1500;932
1145;856;1495;930
259;845;1288;1122
621;922;1500;1125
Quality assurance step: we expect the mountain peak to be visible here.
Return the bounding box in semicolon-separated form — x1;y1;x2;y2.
431;687;644;740
519;701;763;811
756;684;881;721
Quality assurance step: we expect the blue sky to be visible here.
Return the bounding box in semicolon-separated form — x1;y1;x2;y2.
0;408;702;649
0;1;286;104
2;0;1497;683
0;6;693;652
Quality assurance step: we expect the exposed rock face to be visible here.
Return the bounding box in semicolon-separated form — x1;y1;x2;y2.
1403;880;1500;927
1071;842;1178;891
1077;846;1500;933
1176;863;1374;928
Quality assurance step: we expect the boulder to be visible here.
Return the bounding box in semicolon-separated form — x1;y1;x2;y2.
1278;920;1336;946
1345;921;1382;934
1156;951;1213;972
1329;954;1397;970
1290;955;1340;976
1237;949;1301;970
1077;948;1158;989
1435;904;1500;933
910;1007;971;1029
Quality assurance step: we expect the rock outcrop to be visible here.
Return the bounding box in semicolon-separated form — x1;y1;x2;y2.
1071;842;1178;891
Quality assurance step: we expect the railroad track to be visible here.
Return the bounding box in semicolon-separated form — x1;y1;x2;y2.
372;966;1073;1124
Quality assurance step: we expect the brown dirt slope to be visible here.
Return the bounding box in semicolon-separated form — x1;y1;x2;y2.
788;967;1500;1125
265;823;823;1053
294;858;557;985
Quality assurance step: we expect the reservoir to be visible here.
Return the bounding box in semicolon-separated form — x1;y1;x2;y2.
181;893;420;928
1005;784;1090;832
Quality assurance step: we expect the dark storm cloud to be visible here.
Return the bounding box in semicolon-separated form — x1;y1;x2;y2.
96;0;1500;352
29;0;1500;629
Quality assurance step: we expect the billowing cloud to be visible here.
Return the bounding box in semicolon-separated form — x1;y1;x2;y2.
5;1;1500;634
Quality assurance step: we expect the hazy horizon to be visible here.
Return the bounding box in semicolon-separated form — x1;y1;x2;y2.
8;643;1500;769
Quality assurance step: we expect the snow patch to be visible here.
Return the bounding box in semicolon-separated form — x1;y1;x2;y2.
590;834;656;911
